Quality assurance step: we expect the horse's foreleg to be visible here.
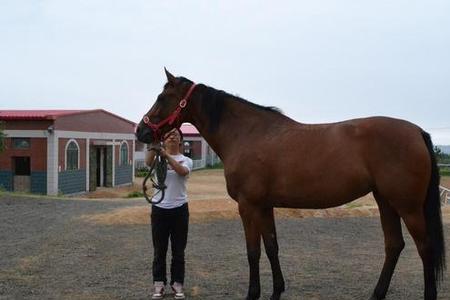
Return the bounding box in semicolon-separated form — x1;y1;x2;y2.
239;203;262;300
261;208;285;300
370;196;405;300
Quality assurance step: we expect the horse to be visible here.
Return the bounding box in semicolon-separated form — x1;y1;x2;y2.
135;69;446;300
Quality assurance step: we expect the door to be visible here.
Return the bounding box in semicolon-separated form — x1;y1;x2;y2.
89;147;97;191
96;147;107;187
13;157;30;192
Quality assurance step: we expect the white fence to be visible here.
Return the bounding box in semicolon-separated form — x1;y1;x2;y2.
440;186;450;205
135;159;147;170
135;158;217;171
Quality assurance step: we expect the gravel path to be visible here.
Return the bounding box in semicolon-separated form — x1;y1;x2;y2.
1;195;449;300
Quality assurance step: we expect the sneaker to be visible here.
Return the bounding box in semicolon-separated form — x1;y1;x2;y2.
152;281;165;299
171;282;185;299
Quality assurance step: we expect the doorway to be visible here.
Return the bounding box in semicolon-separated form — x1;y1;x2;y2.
96;147;107;187
12;156;30;192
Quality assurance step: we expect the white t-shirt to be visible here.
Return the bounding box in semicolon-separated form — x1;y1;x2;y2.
152;154;193;209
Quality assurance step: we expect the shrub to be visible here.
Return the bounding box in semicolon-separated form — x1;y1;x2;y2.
135;166;150;177
440;167;450;177
206;161;224;169
127;191;144;198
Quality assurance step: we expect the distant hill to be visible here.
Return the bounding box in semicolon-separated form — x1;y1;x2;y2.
437;145;450;154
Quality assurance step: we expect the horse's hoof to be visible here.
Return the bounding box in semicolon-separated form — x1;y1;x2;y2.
368;294;384;300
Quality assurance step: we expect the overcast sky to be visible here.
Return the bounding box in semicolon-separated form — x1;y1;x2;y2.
1;1;449;143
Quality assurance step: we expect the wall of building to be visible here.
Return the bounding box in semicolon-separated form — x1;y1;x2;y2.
59;169;86;194
3;120;52;130
115;165;132;185
0;137;47;193
114;139;133;185
31;172;47;194
57;138;87;194
54;110;135;133
0;171;13;191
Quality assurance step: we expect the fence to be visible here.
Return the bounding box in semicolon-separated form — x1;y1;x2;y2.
440;186;450;205
135;159;147;171
135;158;212;172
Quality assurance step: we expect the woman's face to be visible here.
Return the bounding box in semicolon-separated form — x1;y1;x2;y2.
163;129;181;146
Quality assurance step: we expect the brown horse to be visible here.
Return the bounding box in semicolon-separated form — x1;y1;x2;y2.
135;70;445;300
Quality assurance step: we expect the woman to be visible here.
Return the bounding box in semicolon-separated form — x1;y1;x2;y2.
146;128;193;300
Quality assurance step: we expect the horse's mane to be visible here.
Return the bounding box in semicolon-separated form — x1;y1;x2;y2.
178;77;283;133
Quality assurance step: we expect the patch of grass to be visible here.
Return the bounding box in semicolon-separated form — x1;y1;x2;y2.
206;161;224;169
135;167;150;178
127;191;144;198
440;167;450;177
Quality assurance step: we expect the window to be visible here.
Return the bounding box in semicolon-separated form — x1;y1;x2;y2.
66;140;79;170
12;138;30;149
120;142;128;165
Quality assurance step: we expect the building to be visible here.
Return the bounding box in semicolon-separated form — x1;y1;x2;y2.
0;110;136;195
180;123;220;169
134;123;220;170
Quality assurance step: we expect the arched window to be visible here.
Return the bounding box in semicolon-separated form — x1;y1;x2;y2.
120;141;128;165
66;140;79;170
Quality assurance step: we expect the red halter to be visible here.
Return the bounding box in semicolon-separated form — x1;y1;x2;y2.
142;83;196;141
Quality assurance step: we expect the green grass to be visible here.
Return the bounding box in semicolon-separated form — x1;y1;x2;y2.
127;191;144;198
206;161;224;169
440;167;450;177
440;171;450;177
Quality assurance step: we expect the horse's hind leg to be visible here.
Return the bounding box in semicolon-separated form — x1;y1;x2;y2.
261;208;285;300
402;212;437;300
370;195;405;300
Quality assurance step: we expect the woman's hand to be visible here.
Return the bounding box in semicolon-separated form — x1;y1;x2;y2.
159;147;167;158
148;142;162;152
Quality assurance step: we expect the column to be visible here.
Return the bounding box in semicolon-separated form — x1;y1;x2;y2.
46;132;59;195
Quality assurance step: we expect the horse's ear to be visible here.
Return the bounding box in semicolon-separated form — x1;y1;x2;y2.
164;68;176;85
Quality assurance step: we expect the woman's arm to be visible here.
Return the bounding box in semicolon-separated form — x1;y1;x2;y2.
144;143;160;167
164;153;189;176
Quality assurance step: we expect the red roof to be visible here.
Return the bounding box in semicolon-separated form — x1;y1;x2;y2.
0;110;88;121
0;109;135;125
180;123;199;135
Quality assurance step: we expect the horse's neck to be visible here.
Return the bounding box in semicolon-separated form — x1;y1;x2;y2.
187;95;286;160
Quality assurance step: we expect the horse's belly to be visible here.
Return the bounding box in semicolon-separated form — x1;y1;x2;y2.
269;175;372;209
273;191;370;209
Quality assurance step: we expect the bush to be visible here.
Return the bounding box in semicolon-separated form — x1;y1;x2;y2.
440;167;450;177
135;167;150;177
206;161;224;169
127;191;144;198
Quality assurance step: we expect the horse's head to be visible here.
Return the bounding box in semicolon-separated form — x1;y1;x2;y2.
136;69;196;144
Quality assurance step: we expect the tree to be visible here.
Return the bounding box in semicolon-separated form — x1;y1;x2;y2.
434;145;450;164
434;146;442;156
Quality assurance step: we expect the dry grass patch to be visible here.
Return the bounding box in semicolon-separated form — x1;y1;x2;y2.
79;170;450;225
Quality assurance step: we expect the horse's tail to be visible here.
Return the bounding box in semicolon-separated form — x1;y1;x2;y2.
422;130;446;284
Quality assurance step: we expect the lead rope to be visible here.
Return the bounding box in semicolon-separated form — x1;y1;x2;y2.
143;149;168;204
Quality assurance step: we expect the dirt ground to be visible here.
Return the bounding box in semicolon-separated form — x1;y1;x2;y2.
1;171;450;299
